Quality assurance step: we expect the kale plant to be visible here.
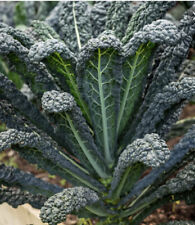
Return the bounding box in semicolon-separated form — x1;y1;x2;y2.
0;2;195;225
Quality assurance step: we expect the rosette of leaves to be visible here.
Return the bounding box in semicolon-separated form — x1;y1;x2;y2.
0;2;195;225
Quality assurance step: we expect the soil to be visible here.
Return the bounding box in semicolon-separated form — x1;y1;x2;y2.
141;201;195;225
0;103;195;225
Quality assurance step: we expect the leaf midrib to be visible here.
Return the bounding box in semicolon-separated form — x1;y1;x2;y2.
27;128;101;191
72;1;81;50
117;49;141;135
51;53;91;124
97;48;112;164
65;112;109;179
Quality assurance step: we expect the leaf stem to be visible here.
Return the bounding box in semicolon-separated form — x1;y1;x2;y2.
73;1;82;51
51;53;91;124
61;113;110;179
86;205;111;217
117;46;142;135
97;48;112;164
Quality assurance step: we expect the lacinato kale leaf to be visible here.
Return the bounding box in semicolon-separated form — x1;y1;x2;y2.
0;2;194;225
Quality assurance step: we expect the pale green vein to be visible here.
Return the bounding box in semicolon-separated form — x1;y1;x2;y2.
33;128;89;175
101;50;115;74
87;70;99;82
51;53;91;124
101;49;111;56
89;61;98;70
97;48;112;164
72;1;81;51
117;50;141;135
117;43;155;135
120;185;152;217
32;128;101;191
64;113;109;179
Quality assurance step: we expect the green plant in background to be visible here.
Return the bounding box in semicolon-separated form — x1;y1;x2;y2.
0;1;195;225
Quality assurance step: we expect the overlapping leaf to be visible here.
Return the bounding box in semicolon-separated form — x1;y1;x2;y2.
120;6;195;144
122;159;195;218
0;186;47;209
119;125;195;206
122;1;175;43
0;128;105;192
41;90;110;179
28;38;90;123
0;163;62;196
47;1;92;52
77;32;123;165
118;20;184;136
110;133;170;198
0;30;58;96
40;187;99;225
134;77;195;139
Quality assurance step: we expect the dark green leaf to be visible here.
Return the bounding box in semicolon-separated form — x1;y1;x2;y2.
77;32;123;165
117;42;155;135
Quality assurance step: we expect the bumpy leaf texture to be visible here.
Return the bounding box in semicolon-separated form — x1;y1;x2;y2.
118;19;183;135
0;100;86;187
134;77;195;139
127;159;195;213
0;127;105;192
28;37;90;123
0;163;62;196
119;125;195;206
28;39;75;63
40;187;99;225
77;31;123;165
110;134;170;195
106;2;132;40
0;27;58;95
0;73;55;138
13;2;56;26
106;1;143;40
0;100;30;132
178;60;195;80
42;90;76;113
0;22;34;47
121;4;195;145
45;2;62;33
90;1;111;37
123;19;183;56
0;186;47;209
30;20;60;42
41;90;109;179
122;1;176;43
47;1;92;52
0;2;194;222
0;2;15;26
143;4;195;103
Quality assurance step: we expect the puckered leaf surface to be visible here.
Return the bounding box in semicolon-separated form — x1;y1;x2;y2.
118;19;184;135
77;32;123;165
0;186;47;209
110;133;170;198
42;90;110;179
40;187;99;225
28;38;90;123
122;1;175;43
119;125;195;206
